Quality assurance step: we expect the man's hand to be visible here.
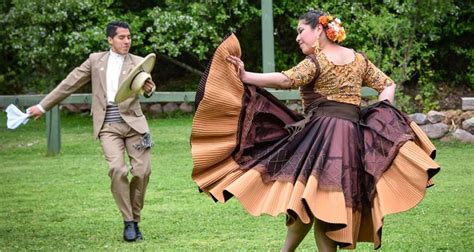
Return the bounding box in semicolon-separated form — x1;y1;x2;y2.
27;105;44;120
142;79;156;93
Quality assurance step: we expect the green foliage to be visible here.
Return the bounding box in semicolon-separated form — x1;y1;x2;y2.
1;0;472;112
0;0;260;93
145;1;258;60
395;89;415;114
1;0;115;93
415;59;440;113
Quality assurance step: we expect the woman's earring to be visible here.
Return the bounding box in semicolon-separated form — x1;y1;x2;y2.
312;37;320;54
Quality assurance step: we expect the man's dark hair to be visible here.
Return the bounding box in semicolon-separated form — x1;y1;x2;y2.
106;21;130;38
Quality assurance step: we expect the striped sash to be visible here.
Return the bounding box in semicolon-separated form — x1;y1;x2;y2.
104;105;125;123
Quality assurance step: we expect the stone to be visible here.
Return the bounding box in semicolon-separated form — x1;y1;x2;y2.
408;113;427;125
440;134;454;142
420;123;449;139
179;102;194;113
61;103;90;114
162;102;179;113
461;111;474;121
61;104;81;113
462;117;474;134
148;103;163;115
452;128;474;143
77;103;91;112
461;97;474;111
426;110;445;124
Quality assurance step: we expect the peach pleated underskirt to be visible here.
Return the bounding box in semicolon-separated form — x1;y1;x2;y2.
191;34;440;249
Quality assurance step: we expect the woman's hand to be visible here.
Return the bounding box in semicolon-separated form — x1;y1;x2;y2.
378;82;396;104
227;56;246;80
226;55;291;89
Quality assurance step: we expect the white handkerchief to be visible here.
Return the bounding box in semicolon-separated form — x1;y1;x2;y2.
6;104;30;129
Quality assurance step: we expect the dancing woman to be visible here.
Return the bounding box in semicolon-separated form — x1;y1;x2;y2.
191;10;440;251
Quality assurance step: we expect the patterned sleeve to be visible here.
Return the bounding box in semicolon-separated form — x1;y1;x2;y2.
281;58;317;88
362;59;395;93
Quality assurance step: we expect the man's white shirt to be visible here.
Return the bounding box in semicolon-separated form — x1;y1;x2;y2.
106;50;125;105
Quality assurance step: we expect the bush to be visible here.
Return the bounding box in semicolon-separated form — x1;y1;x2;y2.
1;0;472;112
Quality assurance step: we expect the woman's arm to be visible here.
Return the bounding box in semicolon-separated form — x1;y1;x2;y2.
241;72;291;89
227;56;291;89
378;83;396;104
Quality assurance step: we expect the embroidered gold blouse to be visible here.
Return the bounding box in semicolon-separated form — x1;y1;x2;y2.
282;51;394;107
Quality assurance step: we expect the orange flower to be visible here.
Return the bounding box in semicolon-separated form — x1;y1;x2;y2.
326;28;336;41
320;13;347;43
319;16;328;26
336;28;346;43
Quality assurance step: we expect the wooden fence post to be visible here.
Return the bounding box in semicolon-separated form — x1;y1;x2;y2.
261;0;275;73
46;105;60;155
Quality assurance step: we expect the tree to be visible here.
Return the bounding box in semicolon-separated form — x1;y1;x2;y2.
1;0;472;113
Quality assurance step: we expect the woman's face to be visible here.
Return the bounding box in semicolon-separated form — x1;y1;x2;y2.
296;20;319;55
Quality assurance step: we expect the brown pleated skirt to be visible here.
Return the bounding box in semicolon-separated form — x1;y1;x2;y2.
191;34;440;249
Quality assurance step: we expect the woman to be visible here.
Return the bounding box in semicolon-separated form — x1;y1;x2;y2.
191;10;439;251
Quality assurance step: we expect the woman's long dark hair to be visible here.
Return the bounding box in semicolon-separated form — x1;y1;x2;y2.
299;10;326;29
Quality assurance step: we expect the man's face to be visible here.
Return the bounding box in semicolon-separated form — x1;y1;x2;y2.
108;27;131;55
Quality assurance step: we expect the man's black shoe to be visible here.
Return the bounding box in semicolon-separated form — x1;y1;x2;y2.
123;221;137;242
134;222;143;241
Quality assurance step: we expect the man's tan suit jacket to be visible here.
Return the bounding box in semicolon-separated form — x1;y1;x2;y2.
40;51;150;139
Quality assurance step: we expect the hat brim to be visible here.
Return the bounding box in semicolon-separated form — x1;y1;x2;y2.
115;53;156;104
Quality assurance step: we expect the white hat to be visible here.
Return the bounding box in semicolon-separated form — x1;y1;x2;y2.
115;53;156;103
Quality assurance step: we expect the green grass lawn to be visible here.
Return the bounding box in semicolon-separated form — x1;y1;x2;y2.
0;113;472;251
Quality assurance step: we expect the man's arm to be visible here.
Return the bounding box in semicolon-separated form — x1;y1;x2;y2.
28;58;92;119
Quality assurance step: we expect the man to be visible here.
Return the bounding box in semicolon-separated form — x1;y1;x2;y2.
28;21;154;242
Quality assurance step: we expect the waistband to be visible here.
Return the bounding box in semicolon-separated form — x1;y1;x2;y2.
307;100;360;123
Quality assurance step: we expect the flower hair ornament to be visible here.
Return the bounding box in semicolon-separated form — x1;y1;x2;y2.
319;14;346;43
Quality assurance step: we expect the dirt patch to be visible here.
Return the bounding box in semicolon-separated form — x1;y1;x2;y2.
442;110;474;128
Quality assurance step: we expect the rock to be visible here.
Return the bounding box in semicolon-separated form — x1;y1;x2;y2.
440;134;454;142
460;111;474;121
420;123;449;139
148;103;163;115
61;104;81;113
77;104;91;112
162;102;178;113
61;104;90;114
426;110;445;123
179;102;194;113
462;117;474;134
461;97;474;111
452;129;474;143
408;113;427;125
